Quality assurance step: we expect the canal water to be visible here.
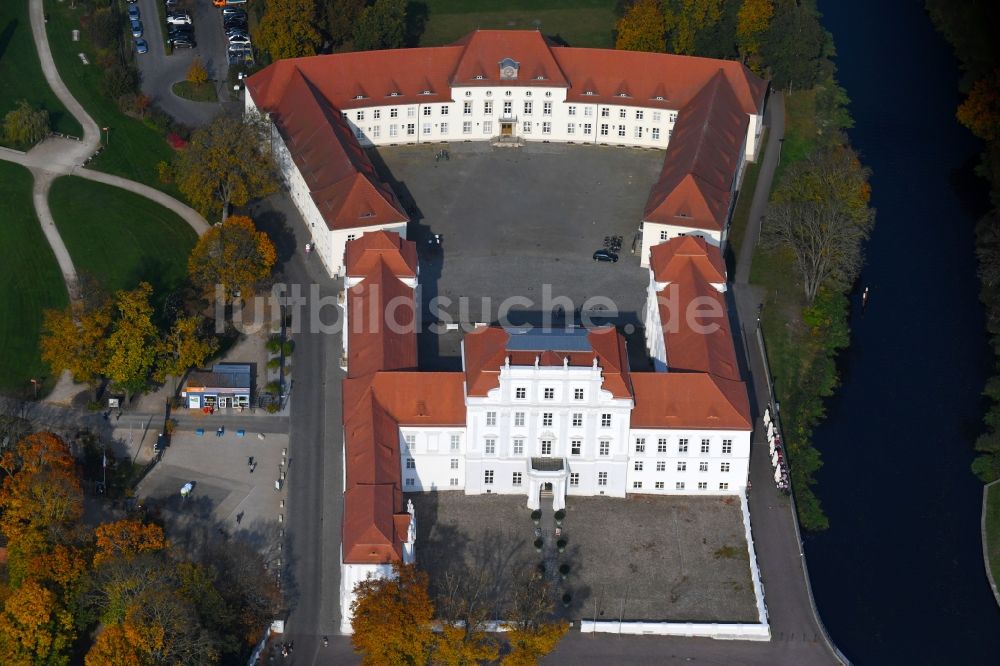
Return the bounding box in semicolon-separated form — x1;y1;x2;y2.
807;1;1000;663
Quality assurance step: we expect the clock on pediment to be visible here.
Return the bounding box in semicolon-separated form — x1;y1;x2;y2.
499;57;520;80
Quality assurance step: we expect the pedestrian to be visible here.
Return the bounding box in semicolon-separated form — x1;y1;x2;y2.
248;456;254;467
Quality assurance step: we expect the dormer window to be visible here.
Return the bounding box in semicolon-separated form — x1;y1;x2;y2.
584;91;595;96
388;91;400;97
353;94;366;100
499;57;519;80
616;92;629;98
420;89;433;95
654;95;664;101
473;74;485;80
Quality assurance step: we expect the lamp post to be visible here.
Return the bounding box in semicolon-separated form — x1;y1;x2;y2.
29;378;38;400
101;126;109;146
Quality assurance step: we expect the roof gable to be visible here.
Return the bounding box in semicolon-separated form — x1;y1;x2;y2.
451;30;567;87
346;258;418;379
630;373;751;430
649;236;727;284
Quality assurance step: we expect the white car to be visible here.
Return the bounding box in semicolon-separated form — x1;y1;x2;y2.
166;12;192;25
228;34;251;45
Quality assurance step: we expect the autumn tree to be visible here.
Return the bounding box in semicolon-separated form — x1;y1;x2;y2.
736;0;773;69
186;58;209;85
105;282;160;397
86;623;150;666
432;567;500;664
319;0;366;48
187;215;277;300
93;519;167;567
256;0;321;60
0;578;75;665
957;69;1000;142
663;0;723;55
351;563;436;665
765;147;875;303
154;315;218;386
500;569;568;664
353;0;407;51
3;99;49;146
615;0;666;53
174;115;277;221
41;299;113;389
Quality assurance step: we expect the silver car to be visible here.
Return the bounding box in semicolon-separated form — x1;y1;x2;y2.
130;19;143;38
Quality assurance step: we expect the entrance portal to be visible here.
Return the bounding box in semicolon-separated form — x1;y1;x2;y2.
500;122;514;137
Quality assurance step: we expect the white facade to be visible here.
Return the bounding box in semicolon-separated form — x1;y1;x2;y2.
643;270;727;372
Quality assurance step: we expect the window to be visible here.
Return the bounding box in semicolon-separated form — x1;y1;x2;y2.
598;472;608;486
601;413;612;427
450;458;459;469
484;101;493;114
669;112;678;122
406;123;415;135
437;105;447;115
600;123;609;136
354;127;363;139
618;125;626;137
719;482;730;490
660;230;669;241
675;482;685;490
463;101;472;115
583;123;592;135
633;481;643;489
677;461;686;472
601;107;610;117
722;439;733;455
389;124;398;137
571;440;581;456
634;461;643;472
568;105;577;116
404;435;415;448
515;387;526;399
374;109;381;119
541;440;552;456
599;441;610;456
514;412;525;427
701;439;710;454
440;122;448;134
523;101;533;115
570;472;580;487
574;388;584;400
406;458;415;469
423;106;431;116
720;462;731;473
656;461;666;472
567;123;576;134
656;439;667;454
572;413;583;427
486;412;496;426
584;106;593;117
543;102;552;115
669;128;674;137
635;438;646;453
542;413;553;427
634;127;643;139
503;101;512;114
678;438;689;453
485;438;496;454
618;108;627;119
483;121;493;134
372;126;380;138
450;478;459;486
390;107;398;118
655;481;665;489
356;110;365;121
484;470;494;484
347;234;356;242
450;435;461;450
462;121;472;134
652;127;660;140
523;121;532;133
699;462;708;472
698;482;707;490
635;110;644;120
652;111;661;123
544;388;555;400
512;472;523;486
407;107;416;117
513;438;524;455
542;122;551;134
406;478;414;486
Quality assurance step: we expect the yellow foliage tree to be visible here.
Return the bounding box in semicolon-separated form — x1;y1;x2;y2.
433;624;499;665
86;623;150;666
94;519;168;567
736;0;774;67
502;621;569;666
187;215;278;299
351;563;436;665
105;282;160;397
186;58;208;85
663;0;723;55
256;0;321;60
615;0;666;53
154;315;218;385
0;578;75;666
41;299;112;387
957;70;1000;141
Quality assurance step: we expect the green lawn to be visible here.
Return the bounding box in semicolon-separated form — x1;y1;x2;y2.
0;162;69;397
44;0;179;192
726;127;768;264
986;483;1000;602
172;80;218;103
48;176;197;306
0;0;81;141
419;0;617;48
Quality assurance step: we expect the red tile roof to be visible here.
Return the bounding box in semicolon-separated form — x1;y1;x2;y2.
345;257;418;379
342;484;410;563
452;30;568;87
345;372;467;426
642;71;750;231
630;373;751;430
345;230;419;278
649;236;727;285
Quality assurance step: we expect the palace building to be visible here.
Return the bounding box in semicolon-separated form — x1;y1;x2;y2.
246;30;768;277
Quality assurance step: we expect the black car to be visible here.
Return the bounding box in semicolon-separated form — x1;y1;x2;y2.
168;25;194;37
592;249;619;263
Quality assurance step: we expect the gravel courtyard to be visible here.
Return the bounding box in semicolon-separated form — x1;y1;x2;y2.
409;491;758;624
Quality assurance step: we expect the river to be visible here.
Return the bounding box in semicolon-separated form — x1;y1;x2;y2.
806;1;1000;663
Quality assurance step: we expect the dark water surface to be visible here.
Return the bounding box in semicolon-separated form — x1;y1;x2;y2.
807;1;1000;663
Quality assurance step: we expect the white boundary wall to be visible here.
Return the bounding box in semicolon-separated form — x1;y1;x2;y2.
579;492;770;641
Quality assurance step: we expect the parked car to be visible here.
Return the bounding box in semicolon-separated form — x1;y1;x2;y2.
166;12;192;25
228;34;251;45
165;0;180;9
168;26;194;38
223;17;247;29
127;5;140;20
134;37;148;54
221;6;246;17
169;35;196;48
225;28;248;39
592;249;619;263
130;19;143;38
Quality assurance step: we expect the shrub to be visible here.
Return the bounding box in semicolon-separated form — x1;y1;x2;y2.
164;419;177;435
533;538;543;551
265;402;280;413
554;509;566;522
264;380;281;395
3;100;49;146
557;538;567;552
530;509;541;522
157;161;173;184
87;8;119;52
266;335;282;353
267;357;281;370
282;340;295;356
101;63;139;101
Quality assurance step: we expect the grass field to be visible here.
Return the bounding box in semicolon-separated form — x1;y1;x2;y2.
49;176;197;306
43;0;178;191
172;80;218;103
0;0;81;141
418;0;616;48
726;128;768;265
0;162;69;397
986;483;1000;604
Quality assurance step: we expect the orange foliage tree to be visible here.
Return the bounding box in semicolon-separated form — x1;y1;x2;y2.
615;0;666;53
957;69;1000;141
93;519;168;567
350;563;436;665
187;215;278;300
0;578;75;665
85;623;150;666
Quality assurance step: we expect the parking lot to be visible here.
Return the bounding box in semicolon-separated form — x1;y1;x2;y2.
409;492;758;623
373;141;664;369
